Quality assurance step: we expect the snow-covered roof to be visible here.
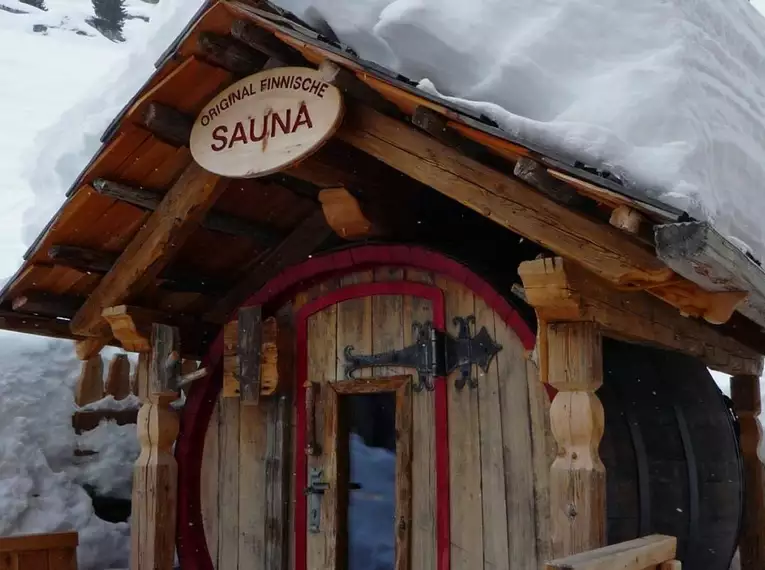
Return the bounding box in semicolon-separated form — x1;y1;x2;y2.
2;0;765;363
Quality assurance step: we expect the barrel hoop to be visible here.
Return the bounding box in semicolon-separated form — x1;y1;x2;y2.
623;404;651;536
673;403;700;561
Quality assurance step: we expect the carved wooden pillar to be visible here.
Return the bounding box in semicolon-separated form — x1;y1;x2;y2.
519;257;607;558
731;374;765;570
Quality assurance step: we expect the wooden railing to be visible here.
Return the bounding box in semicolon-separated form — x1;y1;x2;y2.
0;531;78;570
545;535;680;569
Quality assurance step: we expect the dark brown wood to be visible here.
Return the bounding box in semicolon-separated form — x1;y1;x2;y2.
730;374;765;570
0;309;106;343
230;19;304;65
331;375;410;395
48;244;116;274
198;31;269;75
92;178;283;244
105;353;131;399
305;381;320;456
150;323;180;394
140;102;194;148
238;305;263;404
11;291;83;318
72;409;139;433
323;383;346;570
265;395;291;570
514;157;589;207
394;380;412;570
205;210;333;323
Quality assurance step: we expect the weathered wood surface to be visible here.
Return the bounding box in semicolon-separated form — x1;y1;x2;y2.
546;322;606;557
519;257;763;376
730;374;765;570
149;324;180;394
11;291;82;319
318;187;375;239
238;400;268;567
544;534;677;570
322;385;345;570
655;221;765;329
217;397;240;570
394;380;413;570
238;305;263;403
139;102;194;147
72;409;139;434
513;157;585;207
200;399;220;568
222;319;240;398
264;395;291;570
70;161;224;339
75;355;103;407
0;531;78;570
105;354;131;400
197;30;268;75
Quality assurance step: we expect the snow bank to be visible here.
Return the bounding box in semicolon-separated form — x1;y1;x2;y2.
277;0;765;264
22;0;206;250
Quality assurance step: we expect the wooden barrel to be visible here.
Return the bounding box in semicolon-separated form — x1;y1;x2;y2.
599;337;743;570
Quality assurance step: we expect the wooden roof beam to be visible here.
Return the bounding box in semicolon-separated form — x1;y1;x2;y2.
69;161;227;339
93;178;283;245
197;30;269;75
337;103;747;325
518;257;762;377
12;291;83;319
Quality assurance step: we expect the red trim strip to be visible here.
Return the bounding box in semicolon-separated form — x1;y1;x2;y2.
176;245;534;570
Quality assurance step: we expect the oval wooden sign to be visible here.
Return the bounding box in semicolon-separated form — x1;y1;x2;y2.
190;67;344;178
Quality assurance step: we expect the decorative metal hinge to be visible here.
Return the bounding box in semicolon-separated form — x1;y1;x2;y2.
343;315;502;391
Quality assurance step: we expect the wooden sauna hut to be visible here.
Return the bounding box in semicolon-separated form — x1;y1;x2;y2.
2;1;765;569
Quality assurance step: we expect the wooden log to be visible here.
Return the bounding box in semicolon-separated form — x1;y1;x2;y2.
338;104;746;324
544;534;677;570
130;392;179;570
139;102;194;148
238;305;263;404
518;257;762;377
655;221;765;329
102;305;151;353
513;157;588;207
546;321;606;557
318;187;376;239
75;355;104;407
72;409;139;434
11;291;83;319
609;205;645;235
132;352;149;400
197;31;269;75
150;324;180;394
230;19;303;64
70;162;225;338
0;309;89;342
206;210;333;323
92;178;282;244
105;354;131;400
730;374;765;570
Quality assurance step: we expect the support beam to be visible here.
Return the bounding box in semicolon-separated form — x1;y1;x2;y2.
205;210;333;323
547;321;606;557
92;179;282;245
230;19;304;65
730;374;765;570
338;104;746;324
518;257;762;377
11;291;82;319
197;31;268;75
139;102;194;148
70;162;225;339
513;157;589;208
655;221;765;330
609;205;645;235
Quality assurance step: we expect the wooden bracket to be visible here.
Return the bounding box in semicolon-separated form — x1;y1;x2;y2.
518;257;763;378
102;305;153;353
318;187;376;239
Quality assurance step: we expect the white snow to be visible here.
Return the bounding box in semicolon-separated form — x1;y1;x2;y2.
80;393;141;412
277;0;765;267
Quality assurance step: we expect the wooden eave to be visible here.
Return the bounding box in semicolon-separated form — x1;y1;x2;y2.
1;0;763;371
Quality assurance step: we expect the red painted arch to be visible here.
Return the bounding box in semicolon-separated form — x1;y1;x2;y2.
175;245;535;570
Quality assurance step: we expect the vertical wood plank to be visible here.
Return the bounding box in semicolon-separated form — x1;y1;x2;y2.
404;270;437;570
495;313;537;569
438;276;484;570
336;271;373;382
731;374;765;570
372;268;405;377
527;359;555;563
223;320;240;398
322;385;346;570
131;352;149;400
395;381;413;570
48;547;77;570
75;355;103;407
239;401;269;569
150;324;180;393
265;395;291;570
201;399;220;568
218;397;240;570
238;305;263;404
105;354;131;400
474;296;509;570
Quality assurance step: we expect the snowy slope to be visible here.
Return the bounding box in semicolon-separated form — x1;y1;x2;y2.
276;0;765;267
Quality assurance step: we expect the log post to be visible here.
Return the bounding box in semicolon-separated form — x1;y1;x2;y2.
130;324;180;570
730;374;765;570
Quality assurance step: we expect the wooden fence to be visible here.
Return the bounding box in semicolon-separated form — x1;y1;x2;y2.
0;531;78;570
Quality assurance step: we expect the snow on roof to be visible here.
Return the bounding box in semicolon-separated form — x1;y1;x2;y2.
273;0;765;265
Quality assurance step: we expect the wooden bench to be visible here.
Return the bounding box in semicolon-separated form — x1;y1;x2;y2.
0;531;78;570
545;534;681;569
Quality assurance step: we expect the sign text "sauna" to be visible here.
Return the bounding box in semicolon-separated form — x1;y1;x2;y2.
190;67;344;178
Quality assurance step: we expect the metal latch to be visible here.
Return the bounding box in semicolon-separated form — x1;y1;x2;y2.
305;468;329;533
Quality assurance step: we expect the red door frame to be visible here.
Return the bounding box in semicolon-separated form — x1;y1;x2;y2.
295;281;448;570
175;245;535;570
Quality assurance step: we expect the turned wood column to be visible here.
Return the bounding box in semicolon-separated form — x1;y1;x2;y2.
547;321;606;556
731;374;765;570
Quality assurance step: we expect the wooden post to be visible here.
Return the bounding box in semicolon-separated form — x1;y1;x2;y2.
130;324;180;570
75;355;103;407
547;321;606;557
730;374;765;570
105;354;131;400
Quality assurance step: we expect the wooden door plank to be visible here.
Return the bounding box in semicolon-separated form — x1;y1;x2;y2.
474;296;510;570
218;397;240;570
372;267;405;377
336;271;373;382
404;269;437;570
201;399;220;568
238;305;263;403
265;395;291;570
495;309;537;568
438;276;484;570
322;385;346;570
239;401;269;569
